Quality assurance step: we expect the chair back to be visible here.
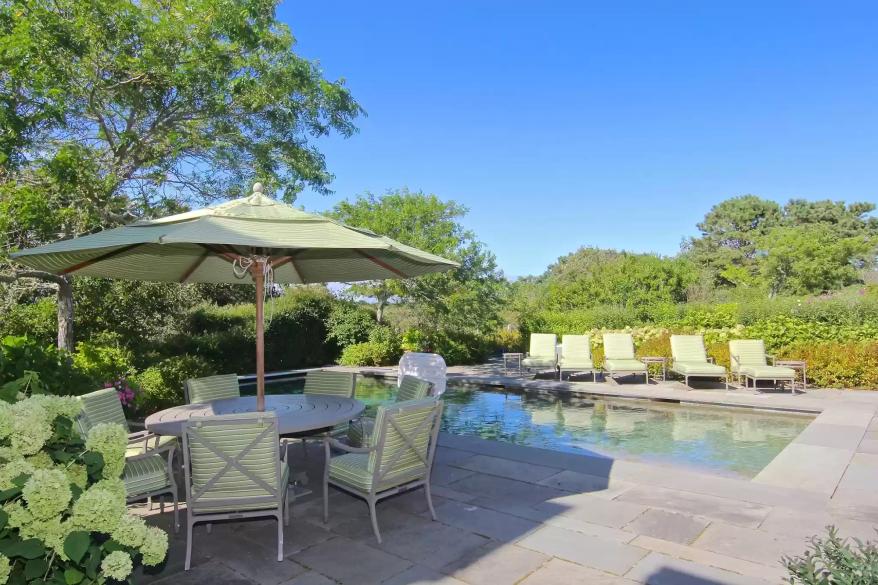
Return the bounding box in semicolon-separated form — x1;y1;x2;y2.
303;370;356;397
729;339;767;370
603;333;636;359
561;335;592;361
182;412;283;514
671;335;708;363
397;375;432;401
528;333;557;359
368;398;443;490
77;388;128;436
185;374;240;404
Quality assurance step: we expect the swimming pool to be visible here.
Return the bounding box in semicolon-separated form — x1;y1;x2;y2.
248;375;813;478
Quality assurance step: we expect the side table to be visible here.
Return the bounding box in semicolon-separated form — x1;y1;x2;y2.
503;352;523;374
773;359;807;392
640;356;667;383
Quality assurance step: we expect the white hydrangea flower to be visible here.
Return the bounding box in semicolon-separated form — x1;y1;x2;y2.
70;485;126;534
85;423;127;479
112;515;148;549
22;468;71;520
139;525;169;566
100;550;133;581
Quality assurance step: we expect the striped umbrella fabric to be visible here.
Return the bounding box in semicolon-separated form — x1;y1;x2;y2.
12;184;458;410
12;186;458;284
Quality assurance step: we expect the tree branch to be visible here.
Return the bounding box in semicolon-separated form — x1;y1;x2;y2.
0;269;65;286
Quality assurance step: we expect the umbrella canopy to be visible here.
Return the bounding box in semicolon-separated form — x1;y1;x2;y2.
12;183;459;410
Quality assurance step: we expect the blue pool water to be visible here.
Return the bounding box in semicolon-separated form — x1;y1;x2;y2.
253;376;813;478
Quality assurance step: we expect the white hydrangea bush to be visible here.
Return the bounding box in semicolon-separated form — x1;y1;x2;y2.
0;394;168;584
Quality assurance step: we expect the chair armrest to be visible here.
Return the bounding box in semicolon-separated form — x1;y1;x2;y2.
325;437;375;454
766;354;776;365
707;356;716;364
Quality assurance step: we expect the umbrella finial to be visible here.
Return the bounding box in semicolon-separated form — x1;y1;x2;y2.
252;182;264;194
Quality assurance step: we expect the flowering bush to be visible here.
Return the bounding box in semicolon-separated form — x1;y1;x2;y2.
0;391;168;584
104;379;136;410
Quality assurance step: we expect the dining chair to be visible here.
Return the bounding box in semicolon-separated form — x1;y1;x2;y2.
184;373;241;404
323;398;443;543
181;411;290;570
347;375;432;447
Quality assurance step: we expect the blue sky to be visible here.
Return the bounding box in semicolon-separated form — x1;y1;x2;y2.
279;1;878;278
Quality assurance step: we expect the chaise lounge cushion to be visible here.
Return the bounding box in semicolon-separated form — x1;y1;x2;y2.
522;356;556;368
739;365;796;380
672;361;726;376
604;358;646;373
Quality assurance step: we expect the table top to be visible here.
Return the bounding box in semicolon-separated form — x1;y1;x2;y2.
145;394;365;437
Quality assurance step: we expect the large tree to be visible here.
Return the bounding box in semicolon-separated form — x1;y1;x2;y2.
0;0;362;349
329;189;505;348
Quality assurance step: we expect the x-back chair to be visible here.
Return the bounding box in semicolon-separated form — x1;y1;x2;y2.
181;412;290;570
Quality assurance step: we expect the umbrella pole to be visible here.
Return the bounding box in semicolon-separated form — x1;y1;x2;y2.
253;263;266;412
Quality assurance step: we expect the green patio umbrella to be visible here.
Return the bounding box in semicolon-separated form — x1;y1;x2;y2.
12;183;458;410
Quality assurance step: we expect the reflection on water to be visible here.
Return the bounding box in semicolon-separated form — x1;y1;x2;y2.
260;376;813;478
441;387;813;478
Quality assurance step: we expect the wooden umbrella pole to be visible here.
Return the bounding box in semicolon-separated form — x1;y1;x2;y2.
253;262;266;412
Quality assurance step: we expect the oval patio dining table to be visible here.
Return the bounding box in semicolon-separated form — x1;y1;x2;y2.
144;394;365;437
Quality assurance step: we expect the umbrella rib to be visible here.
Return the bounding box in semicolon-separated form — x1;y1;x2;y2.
355;249;408;278
197;243;240;264
179;249;210;283
60;243;144;274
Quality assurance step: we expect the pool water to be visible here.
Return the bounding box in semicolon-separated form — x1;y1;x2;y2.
252;376;813;478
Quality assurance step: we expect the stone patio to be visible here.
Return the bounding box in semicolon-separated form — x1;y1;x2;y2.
135;364;878;585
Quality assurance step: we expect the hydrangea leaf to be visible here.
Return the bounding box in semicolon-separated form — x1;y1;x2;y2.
64;567;84;584
63;531;89;564
9;538;45;559
24;557;48;580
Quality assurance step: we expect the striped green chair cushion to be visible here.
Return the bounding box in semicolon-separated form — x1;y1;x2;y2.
729;340;767;374
348;376;432;448
124;455;170;498
672;361;726;376
739;365;796;380
77;388;129;434
194;462;290;514
369;399;436;482
604;358;647;373
328;453;373;491
671;335;708;363
397;375;432;401
559;335;594;369
185;412;286;514
603;333;636;360
185;374;240;404
303;370;356;397
125;434;177;459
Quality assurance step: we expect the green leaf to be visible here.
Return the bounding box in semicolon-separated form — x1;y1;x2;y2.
100;539;124;553
0;486;22;500
84;545;101;579
24;557;48;580
64;568;84;585
63;531;90;563
0;509;7;530
9;538;45;559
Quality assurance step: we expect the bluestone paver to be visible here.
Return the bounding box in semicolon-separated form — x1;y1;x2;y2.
516;524;648;575
519;557;636;585
625;552;775;585
455;454;560;483
538;469;636;499
292;537;412;585
692;523;806;567
617;485;770;528
428;500;539;542
534;492;647;528
624;509;710;544
381;564;469;585
440;541;549;585
150;561;258;585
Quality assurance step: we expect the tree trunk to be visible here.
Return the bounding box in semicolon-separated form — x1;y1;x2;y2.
56;275;75;352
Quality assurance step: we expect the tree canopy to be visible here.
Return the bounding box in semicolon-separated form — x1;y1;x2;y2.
0;0;363;348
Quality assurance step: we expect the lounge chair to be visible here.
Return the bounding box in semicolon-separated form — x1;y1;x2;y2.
181;412;290;570
603;333;647;383
77;388;179;531
729;339;796;392
323;398;443;543
670;335;728;389
348;375;433;447
558;335;598;381
521;333;558;375
185;373;241;404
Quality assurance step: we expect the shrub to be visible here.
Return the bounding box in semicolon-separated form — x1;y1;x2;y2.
0;393;168;584
325;303;376;350
338;326;402;366
133;354;214;413
0;336;95;396
72;341;135;384
778;342;878;389
783;526;878;584
0;298;56;345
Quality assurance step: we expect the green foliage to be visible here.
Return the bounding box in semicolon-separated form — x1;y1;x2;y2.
779;342;878;389
783;526;878;584
0;336;94;396
0;394;168;583
0;298;55;344
325;303;377;350
133;355;214;413
337;326;402;367
71;342;135;385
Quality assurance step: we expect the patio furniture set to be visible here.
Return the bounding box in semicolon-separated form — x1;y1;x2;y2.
510;333;805;392
75;369;442;572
